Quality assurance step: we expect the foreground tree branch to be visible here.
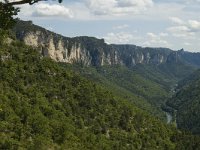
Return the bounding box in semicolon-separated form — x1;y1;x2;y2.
2;0;62;6
0;2;19;30
0;0;62;30
5;0;42;6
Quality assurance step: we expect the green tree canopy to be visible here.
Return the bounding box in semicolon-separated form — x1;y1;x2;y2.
0;3;19;30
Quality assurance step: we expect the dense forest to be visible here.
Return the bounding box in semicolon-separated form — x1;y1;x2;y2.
1;31;200;149
167;69;200;135
62;64;170;120
1;2;200;148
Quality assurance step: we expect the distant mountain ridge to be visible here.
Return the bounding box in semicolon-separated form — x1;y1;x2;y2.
13;20;200;68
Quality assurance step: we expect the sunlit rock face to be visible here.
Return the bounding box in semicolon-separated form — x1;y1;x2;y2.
13;20;200;68
20;31;172;67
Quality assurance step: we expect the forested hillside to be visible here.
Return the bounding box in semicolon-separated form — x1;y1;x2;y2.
63;64;171;119
1;37;200;149
167;69;200;134
12;20;199;121
1;1;200;149
62;58;196;121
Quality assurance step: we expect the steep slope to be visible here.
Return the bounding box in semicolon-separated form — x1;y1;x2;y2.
177;49;200;67
1;33;200;150
167;69;200;134
12;20;199;120
176;69;200;90
13;20;121;66
111;44;171;67
63;64;169;120
62;60;195;121
13;20;200;68
12;20;198;85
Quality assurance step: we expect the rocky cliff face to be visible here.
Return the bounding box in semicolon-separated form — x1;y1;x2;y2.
14;21;119;66
112;45;172;67
13;20;200;67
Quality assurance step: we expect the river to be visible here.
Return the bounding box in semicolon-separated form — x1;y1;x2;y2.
166;112;173;124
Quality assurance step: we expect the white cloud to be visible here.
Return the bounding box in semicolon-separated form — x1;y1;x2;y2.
168;17;200;39
84;0;153;16
167;26;194;38
113;24;130;30
104;32;140;44
160;32;169;37
32;3;74;18
16;0;200;52
188;0;200;3
169;17;184;25
188;20;200;31
167;26;190;33
143;32;169;47
158;0;200;4
184;42;191;46
84;0;116;15
169;17;200;32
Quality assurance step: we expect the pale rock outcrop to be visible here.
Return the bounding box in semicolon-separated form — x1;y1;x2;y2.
14;21;181;67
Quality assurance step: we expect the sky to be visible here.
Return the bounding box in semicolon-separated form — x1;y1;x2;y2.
14;0;200;52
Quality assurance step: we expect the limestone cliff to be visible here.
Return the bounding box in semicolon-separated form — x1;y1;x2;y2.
13;20;200;68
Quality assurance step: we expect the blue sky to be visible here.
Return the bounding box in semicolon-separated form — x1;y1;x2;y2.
16;0;200;52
